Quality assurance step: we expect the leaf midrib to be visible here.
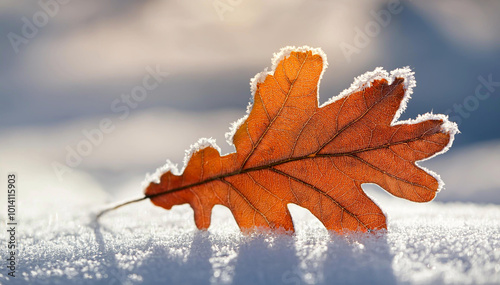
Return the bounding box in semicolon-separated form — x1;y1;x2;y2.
146;135;437;201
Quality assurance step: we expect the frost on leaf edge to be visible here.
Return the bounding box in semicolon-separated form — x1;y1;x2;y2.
225;45;328;146
319;65;458;193
142;138;220;189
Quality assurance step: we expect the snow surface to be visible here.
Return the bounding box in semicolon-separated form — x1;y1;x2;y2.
1;185;499;285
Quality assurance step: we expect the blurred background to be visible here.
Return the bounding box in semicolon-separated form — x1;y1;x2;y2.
1;0;499;214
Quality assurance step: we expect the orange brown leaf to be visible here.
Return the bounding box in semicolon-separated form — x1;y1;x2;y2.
144;46;458;233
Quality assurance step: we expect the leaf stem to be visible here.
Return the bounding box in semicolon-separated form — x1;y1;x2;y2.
96;196;149;219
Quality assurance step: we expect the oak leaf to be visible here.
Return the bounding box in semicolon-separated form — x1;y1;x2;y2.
143;46;458;233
